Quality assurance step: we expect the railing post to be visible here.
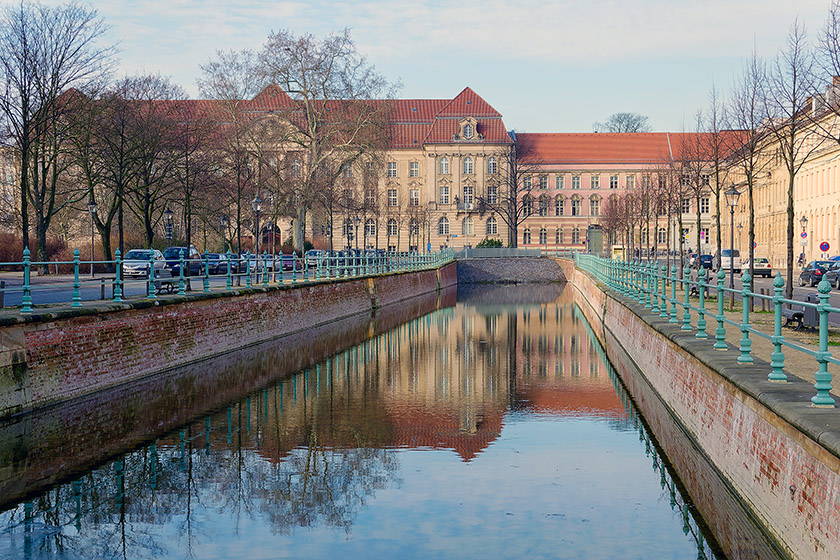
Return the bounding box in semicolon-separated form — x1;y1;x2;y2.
811;280;835;406
737;271;753;364
714;269;727;349
72;249;82;308
226;252;233;290
148;252;157;299
263;252;270;286
178;255;186;296
204;254;211;292
669;265;678;324
696;268;708;339
303;253;309;282
682;265;692;331
659;264;669;319
113;249;123;302
651;262;660;314
769;273;786;380
246;252;252;288
20;248;32;313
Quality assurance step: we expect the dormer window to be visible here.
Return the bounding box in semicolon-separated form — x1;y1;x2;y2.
463;124;474;139
455;117;482;141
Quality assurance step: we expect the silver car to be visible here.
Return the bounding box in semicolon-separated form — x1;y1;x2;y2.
122;249;166;278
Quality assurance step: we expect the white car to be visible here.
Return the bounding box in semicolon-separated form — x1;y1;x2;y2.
741;257;772;278
122;249;166;278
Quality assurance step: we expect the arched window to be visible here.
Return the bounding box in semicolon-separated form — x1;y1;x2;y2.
462;217;474;236
539;228;548;244
571;195;582;216
523;228;532;245
365;219;376;238
555;196;565;216
487;156;497;174
463;156;474;175
523;195;533;216
387;218;398;237
657;227;666;244
438;217;450;236
556;228;564;244
439;157;449;175
409;219;420;237
589;195;601;217
463;123;474;139
539;194;550;217
572;227;581;244
486;216;498;235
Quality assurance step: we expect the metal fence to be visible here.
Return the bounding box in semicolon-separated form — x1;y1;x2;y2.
574;253;839;408
0;247;455;314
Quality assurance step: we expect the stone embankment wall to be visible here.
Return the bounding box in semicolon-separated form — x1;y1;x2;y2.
559;259;840;560
456;257;566;283
0;263;456;419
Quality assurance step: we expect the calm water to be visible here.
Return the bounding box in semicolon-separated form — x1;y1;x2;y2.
0;285;721;559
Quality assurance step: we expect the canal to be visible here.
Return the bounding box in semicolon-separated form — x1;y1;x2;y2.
0;284;771;559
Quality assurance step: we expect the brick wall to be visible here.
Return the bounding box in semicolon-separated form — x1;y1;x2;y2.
456;257;566;283
561;258;840;560
0;264;456;418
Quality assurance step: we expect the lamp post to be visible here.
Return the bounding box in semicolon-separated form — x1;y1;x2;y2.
221;215;228;252
724;185;741;289
164;208;174;248
87;200;97;277
800;214;808;264
252;194;263;258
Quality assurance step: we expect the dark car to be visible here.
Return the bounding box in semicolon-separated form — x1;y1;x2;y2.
699;255;713;270
280;253;302;272
163;246;202;277
798;260;836;287
823;261;840;289
203;253;237;274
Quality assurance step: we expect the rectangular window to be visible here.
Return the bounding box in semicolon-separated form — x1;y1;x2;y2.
388;188;398;207
700;227;709;242
700;197;710;214
439;185;449;204
487;185;498;204
387;162;397;178
409;161;419;177
409;189;419;207
681;199;691;213
626;175;635;189
590;175;600;189
701;174;710;187
366;189;377;206
539;176;547;189
590;198;600;216
524;176;532;189
571;199;580;216
572;176;580;189
463;185;474;204
556;176;564;189
610;175;619;189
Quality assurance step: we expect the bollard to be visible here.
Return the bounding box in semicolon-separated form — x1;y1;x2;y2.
737;271;753;364
769;273;786;381
811;280;835;406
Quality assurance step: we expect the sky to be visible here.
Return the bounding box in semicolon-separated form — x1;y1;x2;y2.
8;0;836;132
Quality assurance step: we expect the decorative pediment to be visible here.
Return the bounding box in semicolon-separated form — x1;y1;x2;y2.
453;117;484;142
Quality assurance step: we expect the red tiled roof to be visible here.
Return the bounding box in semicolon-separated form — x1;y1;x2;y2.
436;87;502;118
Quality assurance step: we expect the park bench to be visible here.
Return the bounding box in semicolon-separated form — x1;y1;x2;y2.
781;306;804;330
781;294;819;331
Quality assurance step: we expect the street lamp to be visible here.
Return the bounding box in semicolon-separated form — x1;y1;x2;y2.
87;200;97;277
800;214;808;264
164;208;174;248
221;215;228;252
724;185;741;289
251;194;263;257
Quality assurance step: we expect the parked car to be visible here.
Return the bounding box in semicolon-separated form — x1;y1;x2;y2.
280;253;302;272
305;249;326;268
798;260;836;287
203;253;237;274
822;261;840;289
717;249;741;273
122;249;166;278
163;246;202;277
698;255;713;270
742;257;772;278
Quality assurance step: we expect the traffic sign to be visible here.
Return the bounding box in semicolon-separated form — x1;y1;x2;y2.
753;242;757;249
801;231;807;238
820;241;830;252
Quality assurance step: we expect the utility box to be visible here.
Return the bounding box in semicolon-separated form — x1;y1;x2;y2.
804;293;819;328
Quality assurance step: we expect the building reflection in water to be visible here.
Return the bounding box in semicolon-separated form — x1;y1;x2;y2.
0;285;721;560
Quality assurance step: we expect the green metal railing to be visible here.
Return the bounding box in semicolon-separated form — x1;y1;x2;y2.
1;248;455;314
574;253;839;408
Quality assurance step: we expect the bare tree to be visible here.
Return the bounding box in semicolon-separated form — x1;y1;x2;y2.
704;84;732;269
593;112;652;133
764;21;823;297
0;0;113;258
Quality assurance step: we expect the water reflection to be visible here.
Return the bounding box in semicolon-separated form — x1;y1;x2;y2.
0;286;724;559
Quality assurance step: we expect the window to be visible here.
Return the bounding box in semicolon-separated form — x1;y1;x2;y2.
366;189;377;206
555;196;564;216
463;217;474;236
409;219;420;237
589;196;600;217
523;195;533;216
439;157;450;175
700;227;709;242
572;176;580;189
365;219;376;238
539;195;549;216
556;228;564;244
463;185;474;204
701;174;710;187
387;162;397;178
387;188;398;207
409;189;419;207
539;176;548;189
463;157;474;174
487;157;497;174
486;216;498;235
658;227;667;244
626;175;635;189
523;176;532;189
463;123;474;139
290;161;301;178
700;197;710;214
572;227;580;244
681;199;691;213
590;175;600;189
523;229;531;245
556;175;564;189
439;184;450;204
571;196;581;216
539;228;548;244
438;217;449;236
409;161;419;177
680;175;689;187
342;163;353;178
387;218;398;237
487;184;498;204
641;228;649;244
610;175;619;189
